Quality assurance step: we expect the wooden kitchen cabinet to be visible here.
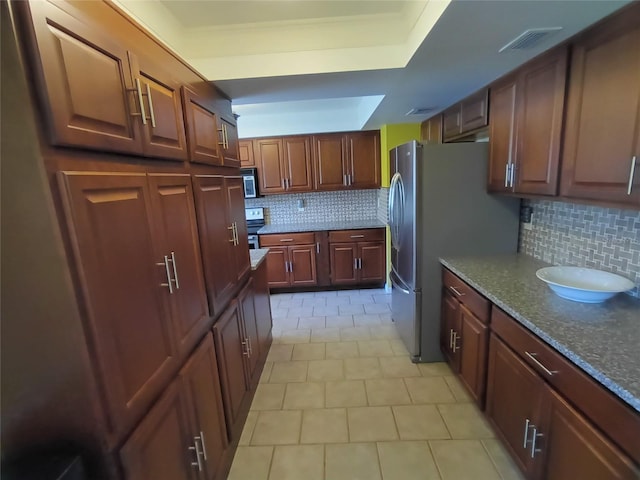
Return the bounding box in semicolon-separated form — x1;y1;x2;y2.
440;269;490;406
120;333;229;480
488;307;640;478
254;138;286;194
254;136;314;194
24;0;144;156
260;233;318;287
488;48;567;195
560;11;640;206
328;229;385;286
239;140;255;167
193;175;250;317
252;258;274;355
182;87;223;165
443;90;489;142
238;279;261;384
313;131;380;190
129;52;189;161
218;117;240;168
420;115;442;144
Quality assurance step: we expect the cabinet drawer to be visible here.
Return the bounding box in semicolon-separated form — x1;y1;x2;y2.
259;232;315;246
442;269;490;323
329;228;384;243
491;307;640;464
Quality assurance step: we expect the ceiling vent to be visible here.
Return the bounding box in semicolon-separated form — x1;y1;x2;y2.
406;107;437;116
499;27;562;52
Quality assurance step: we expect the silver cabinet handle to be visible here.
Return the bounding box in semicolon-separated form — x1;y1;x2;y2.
282;178;285;189
510;162;516;187
223;124;229;149
144;83;157;128
628;156;637;195
504;163;510;188
523;418;531;448
286;178;291;189
316;242;320;254
450;286;465;297
449;329;454;349
348;174;352;186
169;251;179;289
189;440;204;472
234;222;239;246
218;125;228;149
157;255;174;294
350;234;364;238
530;426;543;458
228;225;235;244
199;432;208;461
130;78;147;125
241;339;249;356
354;258;358;270
284;260;289;273
525;352;558;376
358;258;362;270
452;331;461;351
289;261;293;273
279;238;294;242
247;336;253;356
343;174;348;186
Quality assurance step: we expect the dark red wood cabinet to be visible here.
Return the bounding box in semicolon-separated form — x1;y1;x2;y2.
328;229;385;286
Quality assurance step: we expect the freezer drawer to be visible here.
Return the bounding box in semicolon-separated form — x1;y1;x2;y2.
390;271;420;361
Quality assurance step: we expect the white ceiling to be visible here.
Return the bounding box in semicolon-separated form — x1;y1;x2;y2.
115;0;630;138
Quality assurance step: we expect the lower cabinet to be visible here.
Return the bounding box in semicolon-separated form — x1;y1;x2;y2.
260;233;318;287
328;229;386;286
120;333;228;480
486;333;638;480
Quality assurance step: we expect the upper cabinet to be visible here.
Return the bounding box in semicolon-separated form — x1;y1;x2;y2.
313;131;380;190
443;90;489;142
421;115;442;145
18;1;234;165
253;136;313;194
239;140;255;167
560;12;640;207
488;48;568;195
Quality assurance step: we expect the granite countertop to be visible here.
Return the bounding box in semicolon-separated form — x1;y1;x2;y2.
440;254;640;413
249;248;269;270
257;219;386;234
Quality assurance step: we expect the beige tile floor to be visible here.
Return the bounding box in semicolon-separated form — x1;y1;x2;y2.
228;288;524;480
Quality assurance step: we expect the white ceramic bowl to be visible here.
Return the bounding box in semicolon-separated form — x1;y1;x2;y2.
536;266;635;303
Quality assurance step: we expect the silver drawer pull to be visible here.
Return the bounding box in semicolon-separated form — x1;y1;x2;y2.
316;242;320;254
450;286;465;296
523;418;531;448
280;238;294;242
350;234;365;238
525;352;558;376
530;426;543;458
168;251;179;289
628;156;637;195
157;256;174;294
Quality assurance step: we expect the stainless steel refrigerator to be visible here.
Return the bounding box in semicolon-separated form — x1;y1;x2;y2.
388;141;520;362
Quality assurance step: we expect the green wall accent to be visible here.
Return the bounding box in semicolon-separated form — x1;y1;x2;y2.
379;123;421;287
380;123;421;186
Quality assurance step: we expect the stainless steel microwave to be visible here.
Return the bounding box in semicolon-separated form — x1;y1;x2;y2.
240;168;259;198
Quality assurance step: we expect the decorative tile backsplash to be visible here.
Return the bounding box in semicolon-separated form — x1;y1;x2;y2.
377;188;389;224
245;189;379;224
519;199;640;296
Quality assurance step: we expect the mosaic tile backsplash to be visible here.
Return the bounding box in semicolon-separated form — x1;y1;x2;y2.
519;199;640;296
245;189;379;225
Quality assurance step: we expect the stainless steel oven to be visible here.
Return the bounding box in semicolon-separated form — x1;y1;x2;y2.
248;234;260;250
245;207;265;250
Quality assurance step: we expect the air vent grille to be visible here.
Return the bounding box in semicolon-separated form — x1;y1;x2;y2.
406;107;437;116
499;27;562;52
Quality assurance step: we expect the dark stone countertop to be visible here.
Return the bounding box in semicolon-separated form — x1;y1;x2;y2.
440;254;640;413
257;220;386;234
249;248;269;270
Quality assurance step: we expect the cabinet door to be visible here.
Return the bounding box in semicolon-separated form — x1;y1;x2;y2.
346;131;380;189
540;388;638;480
26;1;143;155
180;334;228;480
283;136;314;191
119;380;194;480
460;89;489;132
486;334;544;477
358;242;385;283
57;172;176;438
252;260;273;354
226;177;251;282
148;174;210;358
560;15;640;206
239;279;261;383
220;118;240;168
514;48;567;195
129;53;188;161
182;88;222;165
254;138;286;194
192;175;235;315
488;77;517;193
442;106;462;141
264;247;290;287
239;140;255;167
212;301;249;435
458;306;488;407
422;115;442;145
290;245;318;286
313;134;348;190
440;291;461;371
330;243;358;285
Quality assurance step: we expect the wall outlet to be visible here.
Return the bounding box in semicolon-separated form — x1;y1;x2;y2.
521;206;533;230
297;198;305;212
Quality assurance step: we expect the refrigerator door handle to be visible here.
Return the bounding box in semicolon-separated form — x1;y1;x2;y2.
389;172;403;249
